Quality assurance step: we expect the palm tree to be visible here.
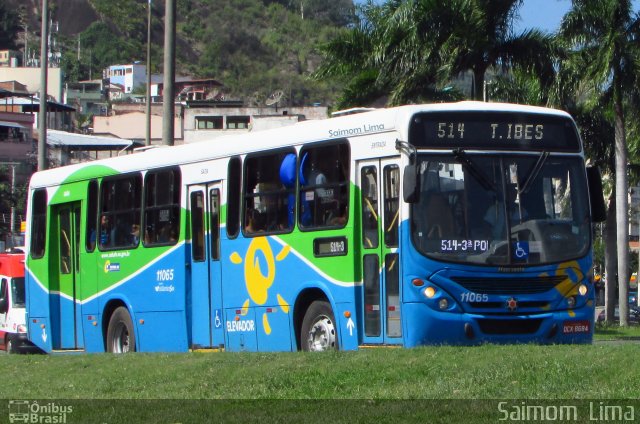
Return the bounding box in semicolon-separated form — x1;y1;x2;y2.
313;1;388;108
445;0;556;100
315;0;554;105
560;0;640;326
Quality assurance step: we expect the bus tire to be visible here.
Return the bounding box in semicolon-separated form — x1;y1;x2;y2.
301;300;339;352
6;336;17;354
106;307;136;353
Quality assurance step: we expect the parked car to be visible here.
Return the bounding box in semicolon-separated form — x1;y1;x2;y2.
0;253;39;353
596;305;640;323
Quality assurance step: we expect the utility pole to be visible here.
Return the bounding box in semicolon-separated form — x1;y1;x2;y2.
24;25;28;66
38;0;49;171
146;0;152;146
0;163;19;243
162;0;176;146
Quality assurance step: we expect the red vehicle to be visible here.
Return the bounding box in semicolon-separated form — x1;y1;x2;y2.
0;253;36;353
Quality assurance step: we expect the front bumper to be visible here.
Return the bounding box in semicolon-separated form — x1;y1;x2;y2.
403;303;593;346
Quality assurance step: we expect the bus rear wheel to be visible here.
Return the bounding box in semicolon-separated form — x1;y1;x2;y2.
301;300;338;352
106;307;136;353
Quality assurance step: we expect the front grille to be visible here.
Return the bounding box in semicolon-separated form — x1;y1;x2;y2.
477;318;542;335
469;301;550;309
451;275;565;295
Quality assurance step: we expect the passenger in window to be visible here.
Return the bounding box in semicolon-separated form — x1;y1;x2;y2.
130;224;140;245
245;208;265;233
300;151;333;226
158;223;177;243
113;218;133;246
328;205;348;226
99;215;111;247
263;195;286;231
144;225;154;244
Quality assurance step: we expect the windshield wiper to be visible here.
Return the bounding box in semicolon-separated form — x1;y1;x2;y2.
520;151;549;194
453;148;496;192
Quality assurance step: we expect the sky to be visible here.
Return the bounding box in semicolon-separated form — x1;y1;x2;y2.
357;1;640;34
515;0;571;33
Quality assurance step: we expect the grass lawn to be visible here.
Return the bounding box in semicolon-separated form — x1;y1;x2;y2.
1;342;638;399
1;328;638;422
594;322;640;340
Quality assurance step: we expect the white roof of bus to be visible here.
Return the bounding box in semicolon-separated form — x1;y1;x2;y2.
29;101;573;188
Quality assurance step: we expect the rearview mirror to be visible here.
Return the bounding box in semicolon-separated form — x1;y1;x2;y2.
587;166;606;222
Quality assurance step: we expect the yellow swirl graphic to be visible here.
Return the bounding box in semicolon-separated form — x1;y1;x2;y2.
244;237;275;305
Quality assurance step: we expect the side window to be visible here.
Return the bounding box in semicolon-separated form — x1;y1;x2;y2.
361;166;379;249
299;142;349;229
144;168;181;246
383;165;400;247
99;174;142;250
190;191;205;262
59;209;72;274
226;157;242;238
85;180;98;252
243;150;295;235
210;189;220;260
30;189;48;258
196;116;223;129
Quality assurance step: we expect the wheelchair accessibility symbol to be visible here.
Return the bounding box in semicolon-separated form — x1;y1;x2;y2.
214;309;222;328
513;241;529;260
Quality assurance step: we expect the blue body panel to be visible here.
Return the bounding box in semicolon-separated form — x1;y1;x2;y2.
26;218;594;352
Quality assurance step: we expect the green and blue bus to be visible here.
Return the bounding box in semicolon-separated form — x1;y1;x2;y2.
24;101;606;353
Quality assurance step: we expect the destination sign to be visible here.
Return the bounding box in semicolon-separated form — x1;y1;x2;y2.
408;111;580;152
314;236;348;257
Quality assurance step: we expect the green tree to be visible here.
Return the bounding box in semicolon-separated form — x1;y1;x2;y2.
447;0;556;100
316;0;554;106
560;0;640;326
0;2;19;49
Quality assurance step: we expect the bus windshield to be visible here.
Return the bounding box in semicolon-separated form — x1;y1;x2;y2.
11;277;25;307
410;154;590;266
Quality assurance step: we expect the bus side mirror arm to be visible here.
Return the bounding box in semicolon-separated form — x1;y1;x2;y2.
396;140;420;203
587;166;606;222
403;165;420;203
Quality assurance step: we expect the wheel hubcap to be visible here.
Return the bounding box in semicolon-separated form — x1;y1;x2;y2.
307;315;336;351
112;323;130;353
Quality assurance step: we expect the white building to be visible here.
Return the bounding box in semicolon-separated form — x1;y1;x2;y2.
105;64;147;94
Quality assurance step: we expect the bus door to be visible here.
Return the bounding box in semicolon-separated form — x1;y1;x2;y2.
51;202;84;350
187;183;223;349
358;158;402;345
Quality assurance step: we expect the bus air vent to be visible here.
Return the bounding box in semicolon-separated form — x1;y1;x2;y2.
451;276;566;295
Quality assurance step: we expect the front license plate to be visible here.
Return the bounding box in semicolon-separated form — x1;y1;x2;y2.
562;320;590;334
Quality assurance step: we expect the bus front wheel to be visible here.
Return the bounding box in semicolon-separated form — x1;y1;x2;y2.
301;300;339;352
106;307;136;353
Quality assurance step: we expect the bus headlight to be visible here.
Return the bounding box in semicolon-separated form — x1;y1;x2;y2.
438;298;449;310
567;296;576;309
578;284;588;296
424;286;436;299
17;324;27;333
